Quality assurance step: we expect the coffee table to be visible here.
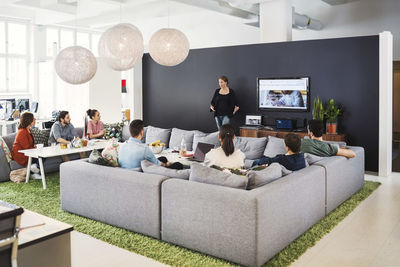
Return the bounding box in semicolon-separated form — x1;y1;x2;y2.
158;149;194;165
19;140;109;189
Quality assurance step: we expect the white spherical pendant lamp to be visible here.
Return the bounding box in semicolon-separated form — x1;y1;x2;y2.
55;46;97;85
149;28;189;67
99;23;144;71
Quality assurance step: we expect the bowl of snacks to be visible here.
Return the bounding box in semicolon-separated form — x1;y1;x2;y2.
149;140;165;154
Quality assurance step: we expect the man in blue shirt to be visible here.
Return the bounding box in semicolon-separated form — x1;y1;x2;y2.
119;120;167;169
49;111;79;145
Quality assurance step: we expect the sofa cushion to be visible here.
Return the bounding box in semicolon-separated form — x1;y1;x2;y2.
189;163;248;189
89;149;115;167
246;163;285;190
2;133;16;152
104;122;124;142
193;131;220;152
0;136;12;162
101;141;120;167
145;126;172;148
0;147;11;182
304;152;324;165
263;136;286;157
31;128;50;146
169;128;198;151
141;160;190;179
121;125;131;142
233;137;267;160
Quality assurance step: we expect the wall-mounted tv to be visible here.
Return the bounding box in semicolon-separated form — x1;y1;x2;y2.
257;77;310;111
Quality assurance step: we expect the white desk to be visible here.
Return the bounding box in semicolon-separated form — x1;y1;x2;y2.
19;140;109;189
0;120;18;136
18;209;73;267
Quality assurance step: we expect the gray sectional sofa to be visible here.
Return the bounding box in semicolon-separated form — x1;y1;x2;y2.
59;126;365;266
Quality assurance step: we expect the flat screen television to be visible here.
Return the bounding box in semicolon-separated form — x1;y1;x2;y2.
257;77;310;111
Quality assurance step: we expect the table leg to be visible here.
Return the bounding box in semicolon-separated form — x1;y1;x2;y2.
38;157;46;189
25;157;32;183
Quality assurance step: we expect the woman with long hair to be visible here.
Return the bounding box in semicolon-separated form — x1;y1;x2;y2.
204;124;245;169
210;76;240;130
84;109;104;139
11;112;41;177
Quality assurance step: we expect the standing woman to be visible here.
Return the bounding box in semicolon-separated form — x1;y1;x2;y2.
210;76;240;129
85;109;105;139
11;112;41;176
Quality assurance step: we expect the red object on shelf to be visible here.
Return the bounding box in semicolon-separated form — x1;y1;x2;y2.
121;79;127;93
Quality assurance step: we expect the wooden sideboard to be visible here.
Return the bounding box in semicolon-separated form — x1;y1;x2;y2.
240;127;347;142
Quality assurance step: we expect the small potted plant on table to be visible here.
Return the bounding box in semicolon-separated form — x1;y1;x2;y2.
324;99;341;134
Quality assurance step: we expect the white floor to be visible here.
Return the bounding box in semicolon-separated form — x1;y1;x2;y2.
70;172;400;267
291;172;400;267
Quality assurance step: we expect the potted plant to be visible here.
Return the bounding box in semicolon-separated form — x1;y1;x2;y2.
324;99;341;134
312;96;324;121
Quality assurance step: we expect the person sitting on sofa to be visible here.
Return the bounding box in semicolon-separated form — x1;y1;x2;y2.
204;124;245;169
85;109;104;139
251;133;306;171
301;119;356;158
118;119;183;170
11;112;41;178
49;111;79;145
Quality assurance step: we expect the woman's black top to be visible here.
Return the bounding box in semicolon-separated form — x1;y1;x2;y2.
210;88;239;117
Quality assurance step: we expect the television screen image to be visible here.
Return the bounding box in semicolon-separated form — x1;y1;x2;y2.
258;77;309;111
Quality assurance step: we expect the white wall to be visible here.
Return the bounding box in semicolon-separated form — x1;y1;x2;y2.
88;58;121;123
292;0;400;59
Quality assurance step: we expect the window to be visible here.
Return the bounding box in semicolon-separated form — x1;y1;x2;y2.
0;19;29;93
60;29;74;51
46;28;58;57
91;33;101;57
77;32;90;50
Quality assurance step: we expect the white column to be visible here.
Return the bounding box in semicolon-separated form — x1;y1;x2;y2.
259;0;292;43
132;60;143;120
379;31;393;177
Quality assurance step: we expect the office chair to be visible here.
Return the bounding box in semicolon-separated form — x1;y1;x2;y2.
0;201;24;267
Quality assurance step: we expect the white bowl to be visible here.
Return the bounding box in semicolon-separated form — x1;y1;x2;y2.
149;145;165;154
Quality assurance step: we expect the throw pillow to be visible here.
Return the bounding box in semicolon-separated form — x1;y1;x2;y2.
101;141;120;167
192;131;220;152
304;153;324;165
169;128;198;151
263;136;286;157
141;160;190;179
121;124;131;142
0;147;11;182
0;136;12;162
189;163;248;190
30;128;50;146
89;149;115;167
145;126;172;148
246;163;284;190
104;122;124;142
233;137;267;160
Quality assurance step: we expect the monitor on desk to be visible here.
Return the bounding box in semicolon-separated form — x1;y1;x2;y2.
16;98;30;113
0;100;13;120
31;101;39;113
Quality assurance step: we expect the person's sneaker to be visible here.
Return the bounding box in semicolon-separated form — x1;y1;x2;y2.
31;173;42;179
30;163;40;174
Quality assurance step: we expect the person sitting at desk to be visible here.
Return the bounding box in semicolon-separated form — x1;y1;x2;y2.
48;111;79;145
11;112;41;178
85;109;104;139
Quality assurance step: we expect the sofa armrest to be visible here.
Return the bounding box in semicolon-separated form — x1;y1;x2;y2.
0;147;11;182
60;160;169;238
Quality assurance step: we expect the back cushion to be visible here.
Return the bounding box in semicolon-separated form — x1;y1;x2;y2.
31;128;50;146
263;136;286;157
169;128;199;151
192;131;220;152
234;137;267;160
2;133;16;151
121;125;131;142
145;126;172;148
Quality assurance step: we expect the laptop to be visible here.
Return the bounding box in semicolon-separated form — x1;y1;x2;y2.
243;115;262;128
187;142;215;162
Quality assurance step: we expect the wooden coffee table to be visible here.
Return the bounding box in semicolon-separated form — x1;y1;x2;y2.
19;140;109;189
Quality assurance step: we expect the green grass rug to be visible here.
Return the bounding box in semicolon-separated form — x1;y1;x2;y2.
0;173;380;267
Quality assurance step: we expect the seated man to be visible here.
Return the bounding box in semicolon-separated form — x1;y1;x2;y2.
49;111;79;145
252;133;306;171
118;120;182;170
49;110;84;161
301;120;355;158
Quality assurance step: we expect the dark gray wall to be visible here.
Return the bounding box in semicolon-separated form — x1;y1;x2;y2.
143;35;379;171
